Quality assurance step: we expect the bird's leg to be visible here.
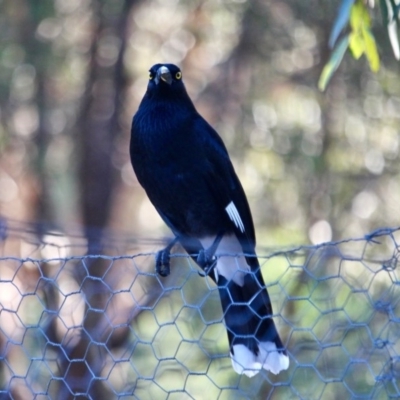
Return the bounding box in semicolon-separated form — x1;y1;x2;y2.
197;231;224;277
156;236;180;277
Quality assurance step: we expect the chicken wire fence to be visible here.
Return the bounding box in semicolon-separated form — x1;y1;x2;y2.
0;218;399;400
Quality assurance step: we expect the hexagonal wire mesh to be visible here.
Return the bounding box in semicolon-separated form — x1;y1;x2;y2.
0;218;399;399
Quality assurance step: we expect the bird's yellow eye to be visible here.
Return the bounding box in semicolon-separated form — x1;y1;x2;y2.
175;71;182;80
149;71;154;80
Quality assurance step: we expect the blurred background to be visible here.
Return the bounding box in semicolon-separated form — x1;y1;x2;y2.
1;0;400;399
1;0;399;247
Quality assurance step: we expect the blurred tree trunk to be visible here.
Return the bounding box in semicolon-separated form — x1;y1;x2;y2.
54;0;138;398
78;1;129;248
19;0;55;225
1;1;56;398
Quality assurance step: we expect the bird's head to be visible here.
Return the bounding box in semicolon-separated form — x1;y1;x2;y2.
145;64;187;99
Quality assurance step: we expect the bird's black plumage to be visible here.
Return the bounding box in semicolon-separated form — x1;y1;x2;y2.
130;63;289;376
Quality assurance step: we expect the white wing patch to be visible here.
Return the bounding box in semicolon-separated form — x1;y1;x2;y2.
225;201;245;233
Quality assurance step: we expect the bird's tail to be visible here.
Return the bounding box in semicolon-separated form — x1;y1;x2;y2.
217;261;289;377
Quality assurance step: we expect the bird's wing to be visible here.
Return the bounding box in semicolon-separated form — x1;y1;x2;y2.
194;115;257;252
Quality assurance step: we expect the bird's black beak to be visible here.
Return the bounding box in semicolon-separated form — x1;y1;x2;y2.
155;66;172;85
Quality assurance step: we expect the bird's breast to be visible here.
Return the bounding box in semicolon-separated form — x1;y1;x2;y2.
132;112;199;169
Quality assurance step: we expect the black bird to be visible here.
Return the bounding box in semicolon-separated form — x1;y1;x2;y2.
130;63;289;377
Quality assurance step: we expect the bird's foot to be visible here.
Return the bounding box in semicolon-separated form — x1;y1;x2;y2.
155;236;180;277
197;231;224;277
197;249;217;277
155;249;171;277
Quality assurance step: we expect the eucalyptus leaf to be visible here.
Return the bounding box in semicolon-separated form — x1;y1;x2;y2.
389;0;400;23
349;31;365;59
379;0;390;24
329;0;356;48
362;27;381;70
350;0;370;30
387;19;400;59
319;35;350;91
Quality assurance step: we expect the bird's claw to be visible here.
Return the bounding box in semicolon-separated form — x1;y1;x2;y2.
155;249;171;277
155;236;180;277
197;249;217;277
196;231;224;278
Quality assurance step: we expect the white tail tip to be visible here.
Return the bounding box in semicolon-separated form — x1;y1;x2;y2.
231;342;289;377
